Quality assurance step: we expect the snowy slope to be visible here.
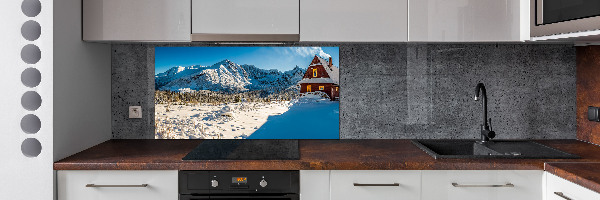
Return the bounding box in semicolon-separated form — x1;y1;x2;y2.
248;97;340;139
156;59;305;93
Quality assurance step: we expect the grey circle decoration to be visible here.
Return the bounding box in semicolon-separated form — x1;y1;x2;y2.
21;91;42;111
21;0;41;17
21;114;41;134
21;68;41;88
21;20;41;41
21;138;42;157
21;44;41;64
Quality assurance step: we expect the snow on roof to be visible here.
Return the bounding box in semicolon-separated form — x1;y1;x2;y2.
297;77;335;84
314;56;340;85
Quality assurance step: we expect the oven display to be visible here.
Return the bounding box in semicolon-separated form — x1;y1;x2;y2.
232;177;247;184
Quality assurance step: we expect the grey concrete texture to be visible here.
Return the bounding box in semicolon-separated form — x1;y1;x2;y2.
340;44;575;139
112;44;156;139
112;43;576;139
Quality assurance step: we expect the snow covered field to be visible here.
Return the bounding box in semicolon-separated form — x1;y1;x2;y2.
155;101;291;139
155;95;339;139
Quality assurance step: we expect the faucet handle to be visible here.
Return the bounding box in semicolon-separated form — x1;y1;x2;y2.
488;118;493;131
487;130;496;139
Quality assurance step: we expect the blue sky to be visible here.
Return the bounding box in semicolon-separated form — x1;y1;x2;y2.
155;47;339;75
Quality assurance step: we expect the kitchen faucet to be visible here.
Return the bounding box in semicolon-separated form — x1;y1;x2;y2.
474;83;495;143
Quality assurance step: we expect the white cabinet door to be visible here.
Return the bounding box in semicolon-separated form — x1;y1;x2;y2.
409;0;529;42
82;0;191;41
330;170;420;200
57;170;178;200
422;170;543;200
300;170;330;200
545;172;600;200
191;0;299;40
300;0;408;42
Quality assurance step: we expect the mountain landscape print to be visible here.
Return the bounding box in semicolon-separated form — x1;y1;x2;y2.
154;47;340;139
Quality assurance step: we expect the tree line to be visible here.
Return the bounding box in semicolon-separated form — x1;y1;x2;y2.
155;89;300;105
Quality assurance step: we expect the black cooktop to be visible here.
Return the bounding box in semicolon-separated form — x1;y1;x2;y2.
182;140;300;160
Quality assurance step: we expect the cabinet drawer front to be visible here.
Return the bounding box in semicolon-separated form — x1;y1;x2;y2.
192;0;299;34
422;170;542;200
408;0;527;42
300;170;330;200
546;172;600;200
330;170;421;200
83;0;191;41
300;0;408;42
57;170;178;200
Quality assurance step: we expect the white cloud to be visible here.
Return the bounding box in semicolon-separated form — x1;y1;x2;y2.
292;47;331;59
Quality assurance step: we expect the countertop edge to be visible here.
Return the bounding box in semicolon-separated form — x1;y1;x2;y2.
545;162;600;194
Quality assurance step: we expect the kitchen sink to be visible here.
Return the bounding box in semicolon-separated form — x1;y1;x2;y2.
412;140;579;159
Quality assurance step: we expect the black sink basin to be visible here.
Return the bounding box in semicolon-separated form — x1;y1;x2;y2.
412;140;579;159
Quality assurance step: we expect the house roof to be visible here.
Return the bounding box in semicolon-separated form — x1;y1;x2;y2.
305;56;340;84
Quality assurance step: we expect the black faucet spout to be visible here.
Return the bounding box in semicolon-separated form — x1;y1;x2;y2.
474;83;488;129
474;83;495;142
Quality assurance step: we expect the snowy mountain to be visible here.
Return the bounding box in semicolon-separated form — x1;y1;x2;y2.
155;59;305;93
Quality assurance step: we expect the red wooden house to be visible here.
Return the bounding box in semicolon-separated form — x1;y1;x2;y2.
298;55;339;101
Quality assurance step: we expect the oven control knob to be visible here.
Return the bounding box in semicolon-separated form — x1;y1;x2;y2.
259;179;268;188
211;180;219;188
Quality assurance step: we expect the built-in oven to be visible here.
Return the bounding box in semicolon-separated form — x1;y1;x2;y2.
532;0;600;37
179;171;299;200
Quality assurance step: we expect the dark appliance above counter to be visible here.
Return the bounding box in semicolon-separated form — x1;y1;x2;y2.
536;0;600;25
182;140;300;160
531;0;600;39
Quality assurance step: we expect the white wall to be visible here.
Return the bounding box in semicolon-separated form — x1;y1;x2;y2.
53;0;111;162
0;0;54;199
0;0;111;199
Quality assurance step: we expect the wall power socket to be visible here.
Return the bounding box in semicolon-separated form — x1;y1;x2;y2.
129;106;142;119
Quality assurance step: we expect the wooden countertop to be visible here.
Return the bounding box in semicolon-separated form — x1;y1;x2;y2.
54;139;600;171
545;162;600;194
54;139;600;194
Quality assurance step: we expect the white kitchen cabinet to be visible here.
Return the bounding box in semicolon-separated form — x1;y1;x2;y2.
191;0;299;41
82;0;191;41
57;170;178;200
545;172;600;200
409;0;529;42
422;170;543;200
300;170;330;200
330;170;421;200
300;0;408;42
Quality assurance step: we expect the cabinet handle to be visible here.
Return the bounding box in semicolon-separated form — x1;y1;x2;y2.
353;183;400;186
451;183;514;188
554;192;573;200
86;184;149;188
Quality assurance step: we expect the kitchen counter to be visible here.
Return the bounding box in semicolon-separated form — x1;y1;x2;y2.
545;162;600;194
54;139;600;171
54;139;600;194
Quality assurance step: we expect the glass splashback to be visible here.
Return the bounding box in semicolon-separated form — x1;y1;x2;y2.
154;47;340;139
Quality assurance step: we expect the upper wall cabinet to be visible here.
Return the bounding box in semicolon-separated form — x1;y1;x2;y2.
191;0;300;41
300;0;408;42
409;0;530;42
83;0;191;42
